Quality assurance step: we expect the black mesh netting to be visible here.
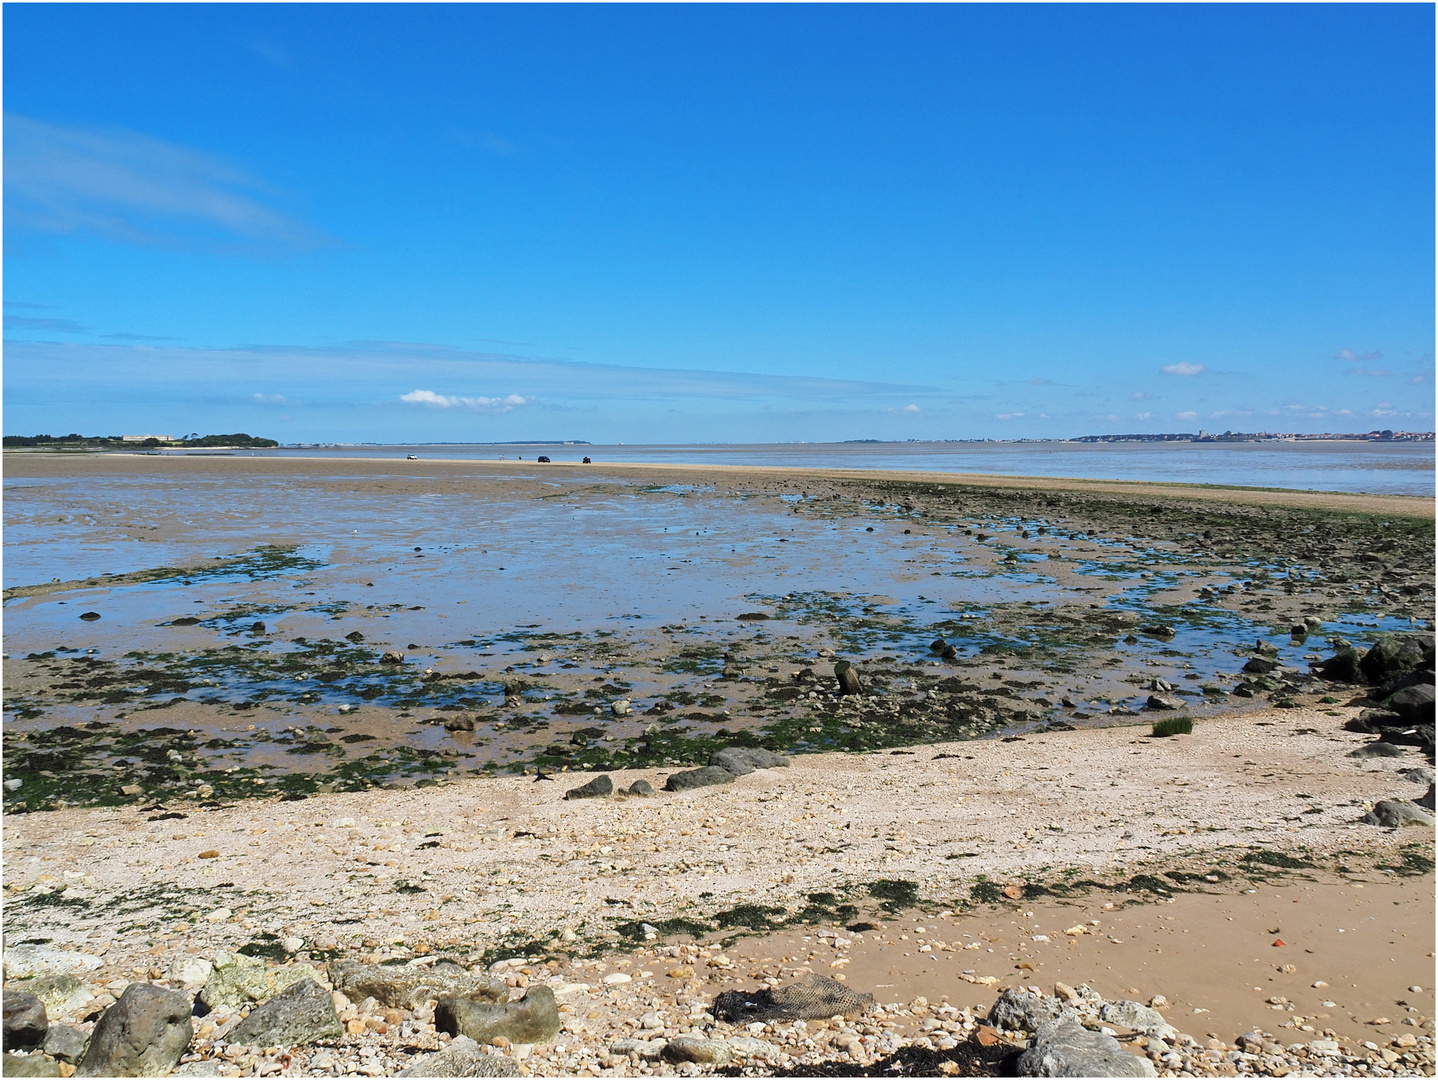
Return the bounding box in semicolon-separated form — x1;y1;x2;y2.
713;974;876;1023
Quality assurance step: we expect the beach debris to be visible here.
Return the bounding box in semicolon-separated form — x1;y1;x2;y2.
228;978;343;1047
3;993;48;1052
434;986;559;1046
713;973;873;1023
76;983;193;1078
564;774;614;800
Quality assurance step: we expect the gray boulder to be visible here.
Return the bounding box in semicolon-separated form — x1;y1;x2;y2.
626;779;655;797
1388;683;1436;723
2;1052;62;1077
710;747;789;776
1015;1018;1157;1077
1360;633;1434;685
1098;1000;1173;1037
989;988;1069;1034
24;974;93;1019
834;661;863;696
1349;742;1403;758
1418;784;1436;811
3;992;47;1051
329;961;506;1012
76;983;193;1077
564;774;613;800
662;1037;733;1065
1145;694;1182;711
1362;800;1436;828
664;766;736;792
1316;648;1365;683
40;1024;88;1064
397;1035;521;1076
228;978;342;1047
435;986;559;1046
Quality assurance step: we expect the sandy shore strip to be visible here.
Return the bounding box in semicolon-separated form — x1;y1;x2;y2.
4;703;1433;1075
6;450;1434;519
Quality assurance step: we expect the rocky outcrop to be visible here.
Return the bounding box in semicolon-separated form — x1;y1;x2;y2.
1015;1017;1157;1077
3;992;48;1051
397;1035;522;1076
328;960;506;1012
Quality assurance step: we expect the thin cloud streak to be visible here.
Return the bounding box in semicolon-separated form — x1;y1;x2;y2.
4;114;331;253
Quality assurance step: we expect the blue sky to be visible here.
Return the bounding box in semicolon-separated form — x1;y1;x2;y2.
4;4;1433;442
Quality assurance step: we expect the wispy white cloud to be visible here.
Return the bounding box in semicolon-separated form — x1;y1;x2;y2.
1345;366;1391;377
400;389;529;412
252;393;297;406
996;411;1024;420
1162;362;1205;377
1176;410;1198;421
4;114;330;253
1336;348;1382;363
1134;411;1154;420
1129;390;1151;401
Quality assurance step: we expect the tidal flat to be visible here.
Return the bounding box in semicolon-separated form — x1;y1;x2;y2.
2;454;1433;811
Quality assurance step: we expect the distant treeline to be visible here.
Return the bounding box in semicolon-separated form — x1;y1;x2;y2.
3;433;279;448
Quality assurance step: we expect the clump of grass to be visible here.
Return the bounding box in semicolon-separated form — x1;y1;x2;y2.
1151;716;1193;738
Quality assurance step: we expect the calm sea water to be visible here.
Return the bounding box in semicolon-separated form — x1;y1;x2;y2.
211;440;1431;496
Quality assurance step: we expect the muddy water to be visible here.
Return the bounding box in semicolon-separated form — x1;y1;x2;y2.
2;459;1431;810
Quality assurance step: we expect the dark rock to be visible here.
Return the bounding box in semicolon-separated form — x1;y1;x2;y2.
1015;1018;1156;1077
988;988;1069;1034
1349;742;1403;759
1145;694;1182;711
834;661;863;696
1378;725;1435;751
249;622;266;634
1381;668;1435;698
228;978;341;1047
1242;656;1277;675
664;766;736;792
39;1025;87;1064
78;612;101;622
381;652;405;664
3;993;47;1051
1139;625;1175;640
397;1035;522;1076
345;631;364;642
1289;625;1308;640
328;961;505;1012
1316;648;1366;683
1360;633;1435;685
76;983;192;1077
1361;800;1435;828
2;1053;62;1076
564;775;613;800
710;747;789;776
1419;784;1436;812
1387;683;1436;723
1252;640;1280;658
444;716;475;732
626;779;655;797
736;612;770;621
435;986;559;1046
